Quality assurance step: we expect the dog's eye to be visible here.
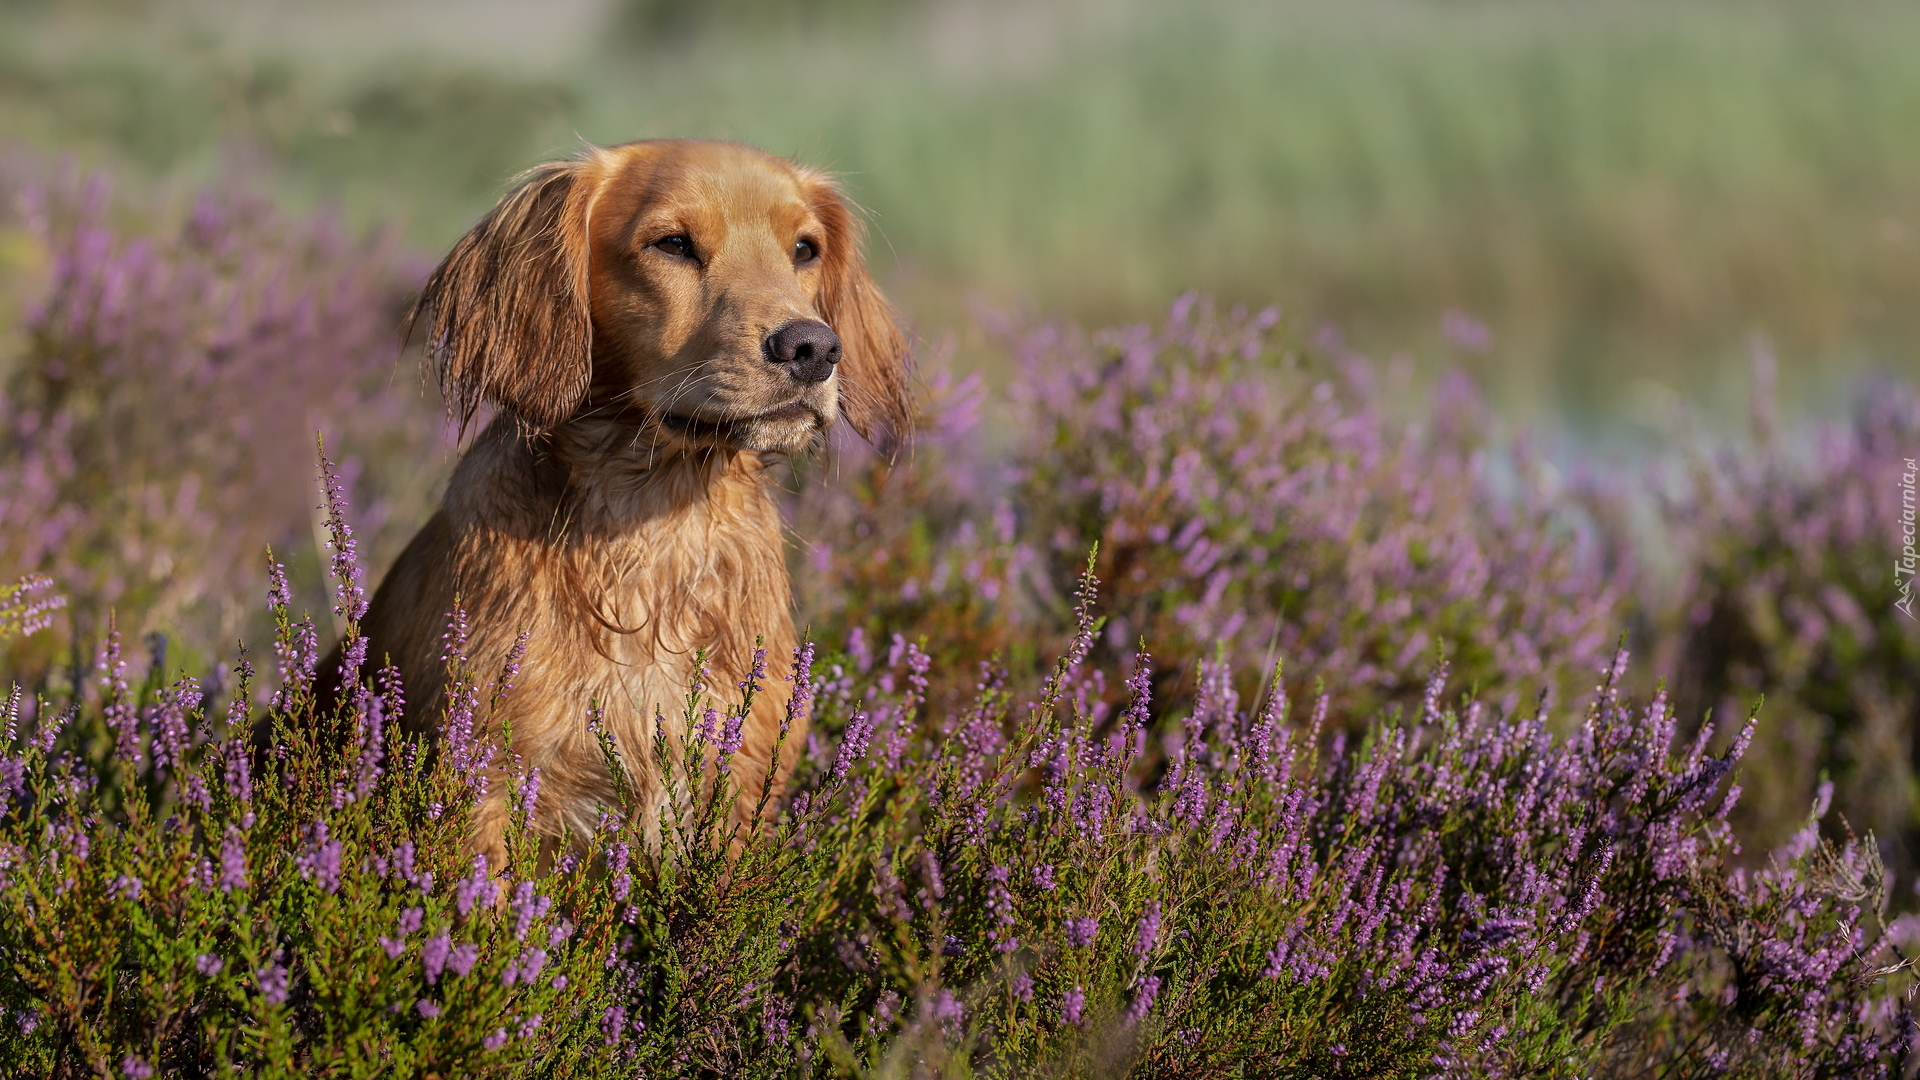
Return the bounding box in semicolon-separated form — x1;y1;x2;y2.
652;235;695;260
793;238;819;264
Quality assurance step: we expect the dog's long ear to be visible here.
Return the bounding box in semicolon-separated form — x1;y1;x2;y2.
803;175;914;457
410;159;594;433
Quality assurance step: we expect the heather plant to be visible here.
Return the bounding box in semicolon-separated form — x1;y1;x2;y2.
791;299;1621;722
792;300;1920;937
1571;360;1920;879
785;361;1047;687
0;161;443;666
0;575;64;642
0;453;1911;1077
2;152;1918;1076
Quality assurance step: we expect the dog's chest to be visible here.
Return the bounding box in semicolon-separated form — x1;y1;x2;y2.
558;461;792;715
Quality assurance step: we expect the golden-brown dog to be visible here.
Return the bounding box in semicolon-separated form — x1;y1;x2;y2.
356;139;910;867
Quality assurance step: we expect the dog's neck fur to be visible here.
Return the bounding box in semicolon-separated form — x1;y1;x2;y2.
543;419;766;534
443;414;796;681
455;415;769;522
361;414;800;858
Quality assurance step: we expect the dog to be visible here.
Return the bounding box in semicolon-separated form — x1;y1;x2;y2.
353;139;911;868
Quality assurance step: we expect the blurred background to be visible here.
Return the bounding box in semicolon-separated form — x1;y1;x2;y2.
3;0;1917;439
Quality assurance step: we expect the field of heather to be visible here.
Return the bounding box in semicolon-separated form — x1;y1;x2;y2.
3;0;1920;1076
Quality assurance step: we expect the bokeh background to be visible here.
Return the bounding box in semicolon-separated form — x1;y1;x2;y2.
3;0;1920;878
5;0;1918;435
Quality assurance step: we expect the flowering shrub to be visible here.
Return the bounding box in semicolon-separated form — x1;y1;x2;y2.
1574;366;1920;875
793;299;1620;722
794;303;1920;895
0;162;440;665
0;458;1911;1076
0;575;63;642
2;164;1918;1074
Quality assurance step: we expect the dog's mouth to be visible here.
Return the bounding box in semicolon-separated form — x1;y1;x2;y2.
661;402;822;445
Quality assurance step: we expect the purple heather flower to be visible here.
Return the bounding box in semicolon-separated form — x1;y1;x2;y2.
219;829;246;892
1065;917;1098;948
764;995;793;1044
1062;986;1086;1026
917;849;945;909
904;640;931;712
502;947;547;987
484;1028;509;1051
99;626;139;765
832;709;874;781
294;822;343;894
422;935;451;985
448;943;480;978
608;840;633;903
266;558;294;616
108;874;142;902
1;683;20;747
316;439;368;624
1134;902;1162;958
1118;649;1153;765
785;640;816;733
195;954;223;976
1127;976;1162;1025
379;907;423;960
0;576;64;640
120;1056;153;1079
0;758;23;817
601;1005;627;1046
454;854;493;916
416;998;441;1019
846;626;873;672
931;990;964;1033
180;773;211;813
352;693;386;801
438;605;492;782
479;630;525;707
986;864;1018;952
256;958;290;1006
1032;733;1071;815
149;676;197;777
223;741;252;807
32;704;74;755
717;711;746;769
740;647;768;700
1032;863;1056;890
512;880;551;941
1263;920;1306;980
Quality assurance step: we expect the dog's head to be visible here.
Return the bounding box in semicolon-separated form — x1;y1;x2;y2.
414;139;912;456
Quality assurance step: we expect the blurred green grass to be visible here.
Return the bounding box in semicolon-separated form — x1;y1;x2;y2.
4;0;1918;435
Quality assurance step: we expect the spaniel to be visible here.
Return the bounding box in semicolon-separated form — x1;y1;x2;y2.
354;139;911;868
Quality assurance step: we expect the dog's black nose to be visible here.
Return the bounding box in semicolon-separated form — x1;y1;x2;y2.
764;320;841;384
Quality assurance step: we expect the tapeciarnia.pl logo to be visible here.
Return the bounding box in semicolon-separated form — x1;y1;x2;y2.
1901;457;1918;621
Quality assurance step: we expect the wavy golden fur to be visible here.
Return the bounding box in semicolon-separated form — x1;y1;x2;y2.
355;139;912;867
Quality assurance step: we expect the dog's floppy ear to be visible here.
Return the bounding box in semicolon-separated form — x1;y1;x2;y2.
803;174;914;457
411;158;595;433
